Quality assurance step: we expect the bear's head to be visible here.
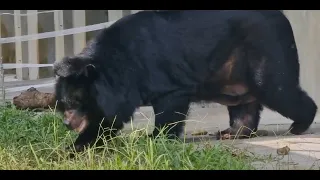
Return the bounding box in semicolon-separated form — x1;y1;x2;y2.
53;56;100;134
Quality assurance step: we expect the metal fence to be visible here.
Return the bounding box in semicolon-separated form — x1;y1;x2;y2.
0;10;140;104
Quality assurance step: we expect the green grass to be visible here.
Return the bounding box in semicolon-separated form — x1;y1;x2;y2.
0;105;256;170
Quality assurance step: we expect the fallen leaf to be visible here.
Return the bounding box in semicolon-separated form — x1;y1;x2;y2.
277;146;290;155
191;130;208;136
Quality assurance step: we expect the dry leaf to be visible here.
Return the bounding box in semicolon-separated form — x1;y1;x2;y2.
277;146;290;155
191;130;208;136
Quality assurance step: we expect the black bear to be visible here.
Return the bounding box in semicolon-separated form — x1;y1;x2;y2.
54;10;318;152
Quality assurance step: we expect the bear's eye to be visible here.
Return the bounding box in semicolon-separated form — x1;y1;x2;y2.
61;97;81;109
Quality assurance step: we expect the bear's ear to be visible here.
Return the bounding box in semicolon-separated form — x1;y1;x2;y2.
83;64;98;79
53;56;94;77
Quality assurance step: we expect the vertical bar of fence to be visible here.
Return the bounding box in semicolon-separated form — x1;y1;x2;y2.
27;10;39;80
0;14;4;105
72;10;86;55
54;10;65;63
108;10;124;21
54;10;64;80
14;10;24;80
0;57;5;105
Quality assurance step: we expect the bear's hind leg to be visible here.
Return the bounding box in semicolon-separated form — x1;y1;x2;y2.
256;84;317;135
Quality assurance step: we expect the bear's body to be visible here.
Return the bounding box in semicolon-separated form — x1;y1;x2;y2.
54;10;317;152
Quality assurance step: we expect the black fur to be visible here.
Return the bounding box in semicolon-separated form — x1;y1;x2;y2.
54;10;318;151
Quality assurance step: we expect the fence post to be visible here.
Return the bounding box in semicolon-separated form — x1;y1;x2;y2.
54;10;65;62
72;10;86;55
27;10;39;80
14;10;24;80
0;57;5;105
108;10;124;21
0;15;4;105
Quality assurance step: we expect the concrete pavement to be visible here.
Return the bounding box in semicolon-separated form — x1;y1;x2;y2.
127;106;320;170
236;134;320;170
